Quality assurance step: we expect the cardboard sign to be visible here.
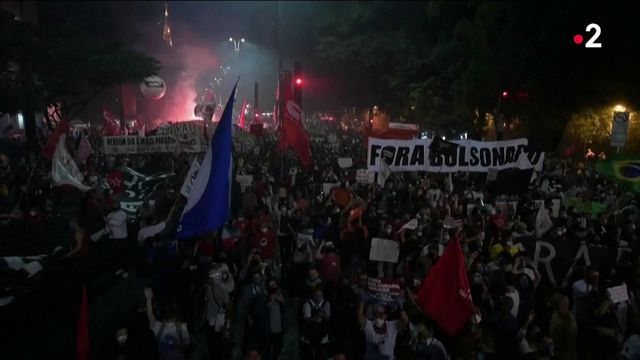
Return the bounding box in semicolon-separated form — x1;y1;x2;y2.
236;175;254;192
338;157;353;168
323;182;339;196
369;237;400;263
356;169;375;184
607;284;629;304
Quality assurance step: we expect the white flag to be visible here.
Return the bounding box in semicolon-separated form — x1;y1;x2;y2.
535;202;553;238
377;160;391;187
51;134;91;192
398;219;418;233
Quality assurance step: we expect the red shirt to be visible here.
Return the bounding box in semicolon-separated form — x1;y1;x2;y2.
252;230;277;260
106;170;125;194
320;253;341;284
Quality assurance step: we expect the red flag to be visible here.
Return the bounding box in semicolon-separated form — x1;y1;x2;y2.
417;238;474;336
76;286;90;360
103;107;121;136
41;117;69;160
277;84;311;166
238;98;247;129
106;170;125;194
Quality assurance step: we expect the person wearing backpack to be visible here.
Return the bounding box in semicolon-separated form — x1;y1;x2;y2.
144;287;190;360
301;286;331;360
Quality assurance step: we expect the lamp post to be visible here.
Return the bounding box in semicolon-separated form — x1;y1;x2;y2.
228;37;245;52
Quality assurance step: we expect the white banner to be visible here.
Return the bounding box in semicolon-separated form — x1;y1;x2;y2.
367;137;544;173
180;158;201;197
369;237;400;263
104;121;208;154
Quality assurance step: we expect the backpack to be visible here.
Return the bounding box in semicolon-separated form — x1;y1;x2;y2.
303;299;329;345
156;323;186;360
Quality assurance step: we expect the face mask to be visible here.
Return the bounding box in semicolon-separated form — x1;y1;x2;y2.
261;228;268;233
507;241;513;246
314;294;323;302
374;318;385;327
117;335;127;344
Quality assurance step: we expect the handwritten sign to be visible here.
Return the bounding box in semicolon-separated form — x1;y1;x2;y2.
367;278;403;303
607;284;629;303
369;237;400;263
356;169;375;184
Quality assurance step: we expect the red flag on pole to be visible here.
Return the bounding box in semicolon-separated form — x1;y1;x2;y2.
417;238;474;336
238;98;247;129
277;82;311;167
41;117;69;160
103;106;121;136
76;286;90;360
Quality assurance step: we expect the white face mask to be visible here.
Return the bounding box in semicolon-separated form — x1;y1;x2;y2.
261;228;268;233
374;318;385;327
117;335;127;344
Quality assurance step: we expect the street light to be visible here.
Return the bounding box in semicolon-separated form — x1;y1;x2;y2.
614;104;626;112
229;37;246;52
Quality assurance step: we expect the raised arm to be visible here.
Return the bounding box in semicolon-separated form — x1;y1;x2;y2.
357;301;367;330
144;287;158;326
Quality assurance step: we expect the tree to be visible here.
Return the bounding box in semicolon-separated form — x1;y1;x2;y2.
314;2;640;150
0;7;160;151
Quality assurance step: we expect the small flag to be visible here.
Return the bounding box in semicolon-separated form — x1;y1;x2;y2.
417;239;474;336
276;81;311;166
535;202;553;238
102;107;121;136
398;219;418;232
429;137;459;158
238;98;247;129
177;83;237;239
51;134;91;192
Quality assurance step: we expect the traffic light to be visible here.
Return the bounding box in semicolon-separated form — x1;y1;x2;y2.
293;61;302;106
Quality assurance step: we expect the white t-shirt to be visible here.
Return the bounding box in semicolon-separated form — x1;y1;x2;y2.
106;210;128;239
364;319;399;360
138;221;166;245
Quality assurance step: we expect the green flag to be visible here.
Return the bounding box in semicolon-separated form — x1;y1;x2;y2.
596;157;640;192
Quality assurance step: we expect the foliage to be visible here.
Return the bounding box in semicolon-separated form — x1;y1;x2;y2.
565;107;612;146
0;8;160;121
314;2;640;149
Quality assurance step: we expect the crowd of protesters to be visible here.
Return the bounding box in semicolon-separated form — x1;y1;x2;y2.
2;118;640;360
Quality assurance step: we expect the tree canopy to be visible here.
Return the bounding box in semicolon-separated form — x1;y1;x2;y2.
315;1;640;149
0;7;160;121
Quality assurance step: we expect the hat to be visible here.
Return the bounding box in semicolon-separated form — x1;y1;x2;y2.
209;263;235;293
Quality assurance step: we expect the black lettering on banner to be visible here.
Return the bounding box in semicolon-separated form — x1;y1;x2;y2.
410;145;425;166
370;145;381;166
458;146;469;167
514;145;526;163
492;147;505;167
382;146;396;165
469;147;479;166
528;151;542;166
444;153;456;167
505;146;516;163
430;151;443;167
479;148;491;167
396;146;410;166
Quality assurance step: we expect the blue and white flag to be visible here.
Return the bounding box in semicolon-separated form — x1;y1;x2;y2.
177;84;237;239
